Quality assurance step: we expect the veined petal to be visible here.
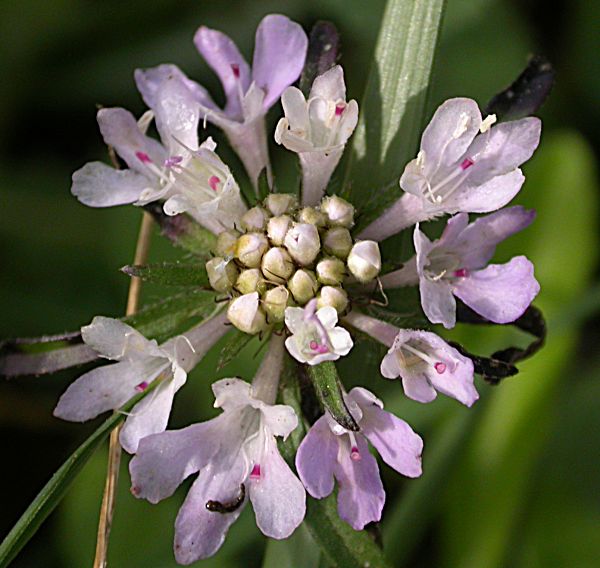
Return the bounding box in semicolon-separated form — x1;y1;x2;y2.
420;277;456;329
71;162;151;207
248;436;306;539
280;86;309;133
259;404;298;439
81;316;154;361
349;387;423;477
252;14;308;110
130;415;227;503
295;415;338;499
309;65;346;101
453;256;539;323
212;378;253;412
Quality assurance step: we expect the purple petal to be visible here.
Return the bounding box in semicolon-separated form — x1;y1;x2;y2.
97;108;166;176
420;277;456;329
453;206;536;269
349;387;423;477
451;168;525;214
194;26;251;119
380;347;437;403
333;435;385;530
129;416;226;503
252;14;308;110
295;415;338;499
248;436;306;538
420;98;482;168
437;213;469;247
174;463;246;563
466;117;542;186
453;256;540;323
71;162;150;207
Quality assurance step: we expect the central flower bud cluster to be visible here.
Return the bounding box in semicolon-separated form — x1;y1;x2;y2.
205;194;382;334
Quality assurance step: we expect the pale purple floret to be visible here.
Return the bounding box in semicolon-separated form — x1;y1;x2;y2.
136;14;308;186
359;97;542;241
129;336;305;564
296;387;423;530
380;206;540;328
343;311;477;406
53;313;229;453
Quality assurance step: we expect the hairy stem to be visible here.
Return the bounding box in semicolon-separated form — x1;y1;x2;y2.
93;211;153;568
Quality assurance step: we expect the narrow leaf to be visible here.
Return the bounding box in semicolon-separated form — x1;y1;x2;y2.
342;0;446;226
0;382;158;568
306;361;358;432
122;261;209;288
216;328;254;371
300;21;340;96
485;55;555;121
143;203;216;256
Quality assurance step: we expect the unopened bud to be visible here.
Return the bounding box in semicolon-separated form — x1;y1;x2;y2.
317;286;349;314
206;257;239;293
214;229;240;257
316;257;346;285
263;285;290;322
266;215;292;246
235;268;266;295
322;227;353;259
284;223;321;266
347;240;381;282
288;269;318;305
297;206;326;227
261;247;294;284
240;206;270;232
227;292;267;334
265;193;297;216
321;195;355;227
235;233;269;268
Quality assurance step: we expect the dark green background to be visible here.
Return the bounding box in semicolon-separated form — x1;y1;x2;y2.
1;0;599;566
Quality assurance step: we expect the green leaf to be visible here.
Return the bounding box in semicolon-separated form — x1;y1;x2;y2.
278;358;392;568
122;261;209;288
217;328;254;371
341;0;446;229
306;362;358;431
262;524;321;568
0;383;159;568
124;289;221;343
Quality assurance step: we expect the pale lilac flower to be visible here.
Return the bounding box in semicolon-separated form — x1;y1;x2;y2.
343;311;477;406
296;387;422;530
381;206;539;328
54;313;229;453
71;75;246;234
359;97;541;241
275;66;359;205
136;14;308;187
129;336;305;563
284;299;353;365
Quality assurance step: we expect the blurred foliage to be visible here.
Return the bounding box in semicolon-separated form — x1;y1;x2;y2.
1;0;599;567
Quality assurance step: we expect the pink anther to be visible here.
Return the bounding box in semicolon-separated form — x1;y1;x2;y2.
434;362;447;374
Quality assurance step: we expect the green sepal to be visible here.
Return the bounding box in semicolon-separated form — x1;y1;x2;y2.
257;167;271;202
121;261;209;288
216;328;254;371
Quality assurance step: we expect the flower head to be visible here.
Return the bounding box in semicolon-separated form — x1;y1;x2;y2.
284;300;353;365
296;387;422;530
54;314;229;452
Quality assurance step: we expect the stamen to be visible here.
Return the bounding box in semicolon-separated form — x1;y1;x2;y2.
209;175;220;191
135;381;149;392
401;343;441;370
348;432;362;461
335;103;346;116
454;268;469;278
434;362;447;374
461;158;474;170
135;151;152;164
250;464;261;480
231;63;240;78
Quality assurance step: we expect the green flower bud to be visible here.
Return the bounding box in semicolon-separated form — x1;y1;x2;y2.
240;206;270;232
316;257;346;286
227;292;267;334
261;247;294;284
284;222;321;266
235;268;266;295
321;195;355;227
206;257;239;293
266;215;292;246
288;269;319;305
263;285;291;323
297;206;327;227
322;227;353;259
264;193;297;216
214;229;240;257
235;233;269;268
347;240;381;282
317;286;349;314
